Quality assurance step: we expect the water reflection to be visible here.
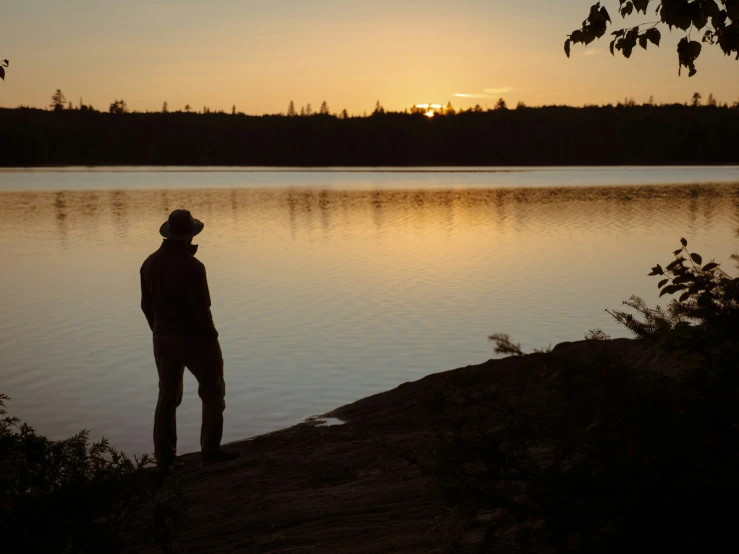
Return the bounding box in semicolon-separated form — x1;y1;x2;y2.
1;182;738;455
3;184;739;246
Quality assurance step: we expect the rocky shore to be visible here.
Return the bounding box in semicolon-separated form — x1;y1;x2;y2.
126;337;668;553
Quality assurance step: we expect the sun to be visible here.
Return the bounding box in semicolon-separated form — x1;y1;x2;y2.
415;103;444;117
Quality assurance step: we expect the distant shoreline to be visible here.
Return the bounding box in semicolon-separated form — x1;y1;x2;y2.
2;106;738;167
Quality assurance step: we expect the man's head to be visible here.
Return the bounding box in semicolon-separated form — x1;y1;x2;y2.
159;209;204;242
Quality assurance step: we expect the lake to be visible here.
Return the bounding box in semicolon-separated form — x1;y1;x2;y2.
2;166;739;455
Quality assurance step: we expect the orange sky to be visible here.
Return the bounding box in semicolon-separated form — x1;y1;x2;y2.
2;0;738;114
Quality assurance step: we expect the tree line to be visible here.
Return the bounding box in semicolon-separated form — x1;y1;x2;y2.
2;94;739;166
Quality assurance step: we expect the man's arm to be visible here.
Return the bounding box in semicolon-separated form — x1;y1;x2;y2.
187;263;219;338
140;271;154;332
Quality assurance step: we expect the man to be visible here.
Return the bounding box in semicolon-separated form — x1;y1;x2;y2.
141;209;239;469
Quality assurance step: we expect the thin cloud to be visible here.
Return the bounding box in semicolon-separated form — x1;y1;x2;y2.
484;86;514;95
453;93;494;99
580;49;600;57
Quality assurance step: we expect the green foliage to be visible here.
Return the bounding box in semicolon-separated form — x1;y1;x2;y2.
0;394;186;553
567;1;739;76
0;59;8;81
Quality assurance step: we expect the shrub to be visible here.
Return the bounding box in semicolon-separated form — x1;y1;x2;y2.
0;394;185;553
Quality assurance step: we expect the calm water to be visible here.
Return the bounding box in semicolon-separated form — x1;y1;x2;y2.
2;166;739;455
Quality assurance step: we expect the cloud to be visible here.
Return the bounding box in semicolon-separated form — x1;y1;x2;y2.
454;86;514;99
580;48;600;57
453;93;494;99
484;86;514;95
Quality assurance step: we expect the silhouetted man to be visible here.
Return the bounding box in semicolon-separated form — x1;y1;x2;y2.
141;209;239;469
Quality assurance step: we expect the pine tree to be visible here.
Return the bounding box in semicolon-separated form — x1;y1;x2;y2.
50;89;67;112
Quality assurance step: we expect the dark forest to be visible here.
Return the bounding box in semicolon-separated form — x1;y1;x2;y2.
1;103;737;167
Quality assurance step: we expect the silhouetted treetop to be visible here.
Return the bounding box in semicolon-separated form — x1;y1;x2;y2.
2;102;738;166
50;89;66;112
567;1;739;76
109;99;128;114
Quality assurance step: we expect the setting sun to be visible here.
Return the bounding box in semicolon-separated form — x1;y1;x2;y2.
415;103;444;117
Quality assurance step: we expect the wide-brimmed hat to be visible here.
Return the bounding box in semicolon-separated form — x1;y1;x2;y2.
159;209;205;240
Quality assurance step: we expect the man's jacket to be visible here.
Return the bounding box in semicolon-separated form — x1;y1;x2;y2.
140;240;218;338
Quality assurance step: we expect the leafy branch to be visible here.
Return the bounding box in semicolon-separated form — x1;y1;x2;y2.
608;237;739;373
566;1;739;76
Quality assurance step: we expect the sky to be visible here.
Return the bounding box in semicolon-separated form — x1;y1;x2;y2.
1;0;738;114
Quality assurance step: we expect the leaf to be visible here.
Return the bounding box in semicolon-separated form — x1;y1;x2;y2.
670;7;693;31
712;11;728;32
679;291;691;302
658;279;669;288
660;285;678;297
600;6;611;23
611;29;626;37
565;39;571;58
688;40;702;59
673;274;695;285
645;28;661;47
673;249;683;256
690;253;703;265
633;0;649;14
582;27;597;45
648;264;664;276
620;1;634;17
0;66;4;81
681;237;688;247
703;1;720;18
702;263;719;272
639;35;648;50
693;9;709;31
610;39;616;56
